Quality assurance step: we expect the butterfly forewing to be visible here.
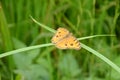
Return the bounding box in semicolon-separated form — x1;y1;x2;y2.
51;28;69;44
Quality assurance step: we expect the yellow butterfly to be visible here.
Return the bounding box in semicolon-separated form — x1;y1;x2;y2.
51;28;81;50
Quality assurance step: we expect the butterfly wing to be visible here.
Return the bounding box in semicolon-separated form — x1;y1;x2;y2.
51;28;69;44
55;34;81;50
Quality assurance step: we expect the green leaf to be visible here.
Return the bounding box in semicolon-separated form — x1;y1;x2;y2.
58;54;81;79
14;64;50;80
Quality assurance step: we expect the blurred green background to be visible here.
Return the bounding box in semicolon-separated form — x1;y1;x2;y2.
0;0;120;80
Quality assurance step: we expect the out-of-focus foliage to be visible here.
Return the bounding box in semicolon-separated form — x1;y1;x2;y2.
0;0;120;80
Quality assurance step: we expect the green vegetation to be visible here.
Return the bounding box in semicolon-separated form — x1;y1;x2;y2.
0;0;120;80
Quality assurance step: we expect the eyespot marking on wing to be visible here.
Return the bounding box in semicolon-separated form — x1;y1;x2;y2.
70;43;73;46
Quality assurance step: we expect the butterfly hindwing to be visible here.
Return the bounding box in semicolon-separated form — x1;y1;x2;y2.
51;28;69;44
55;34;81;50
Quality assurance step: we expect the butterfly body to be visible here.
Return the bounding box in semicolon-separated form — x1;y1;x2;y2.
51;28;81;50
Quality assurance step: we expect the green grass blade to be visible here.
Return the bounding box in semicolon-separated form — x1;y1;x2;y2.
0;5;13;51
30;16;56;33
78;35;116;40
0;43;53;58
0;4;14;70
80;42;120;74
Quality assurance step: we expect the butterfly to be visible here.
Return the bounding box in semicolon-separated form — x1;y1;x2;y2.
51;27;81;50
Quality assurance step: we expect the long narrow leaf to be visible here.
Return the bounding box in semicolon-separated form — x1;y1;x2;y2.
0;43;53;58
30;15;56;33
80;42;120;74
